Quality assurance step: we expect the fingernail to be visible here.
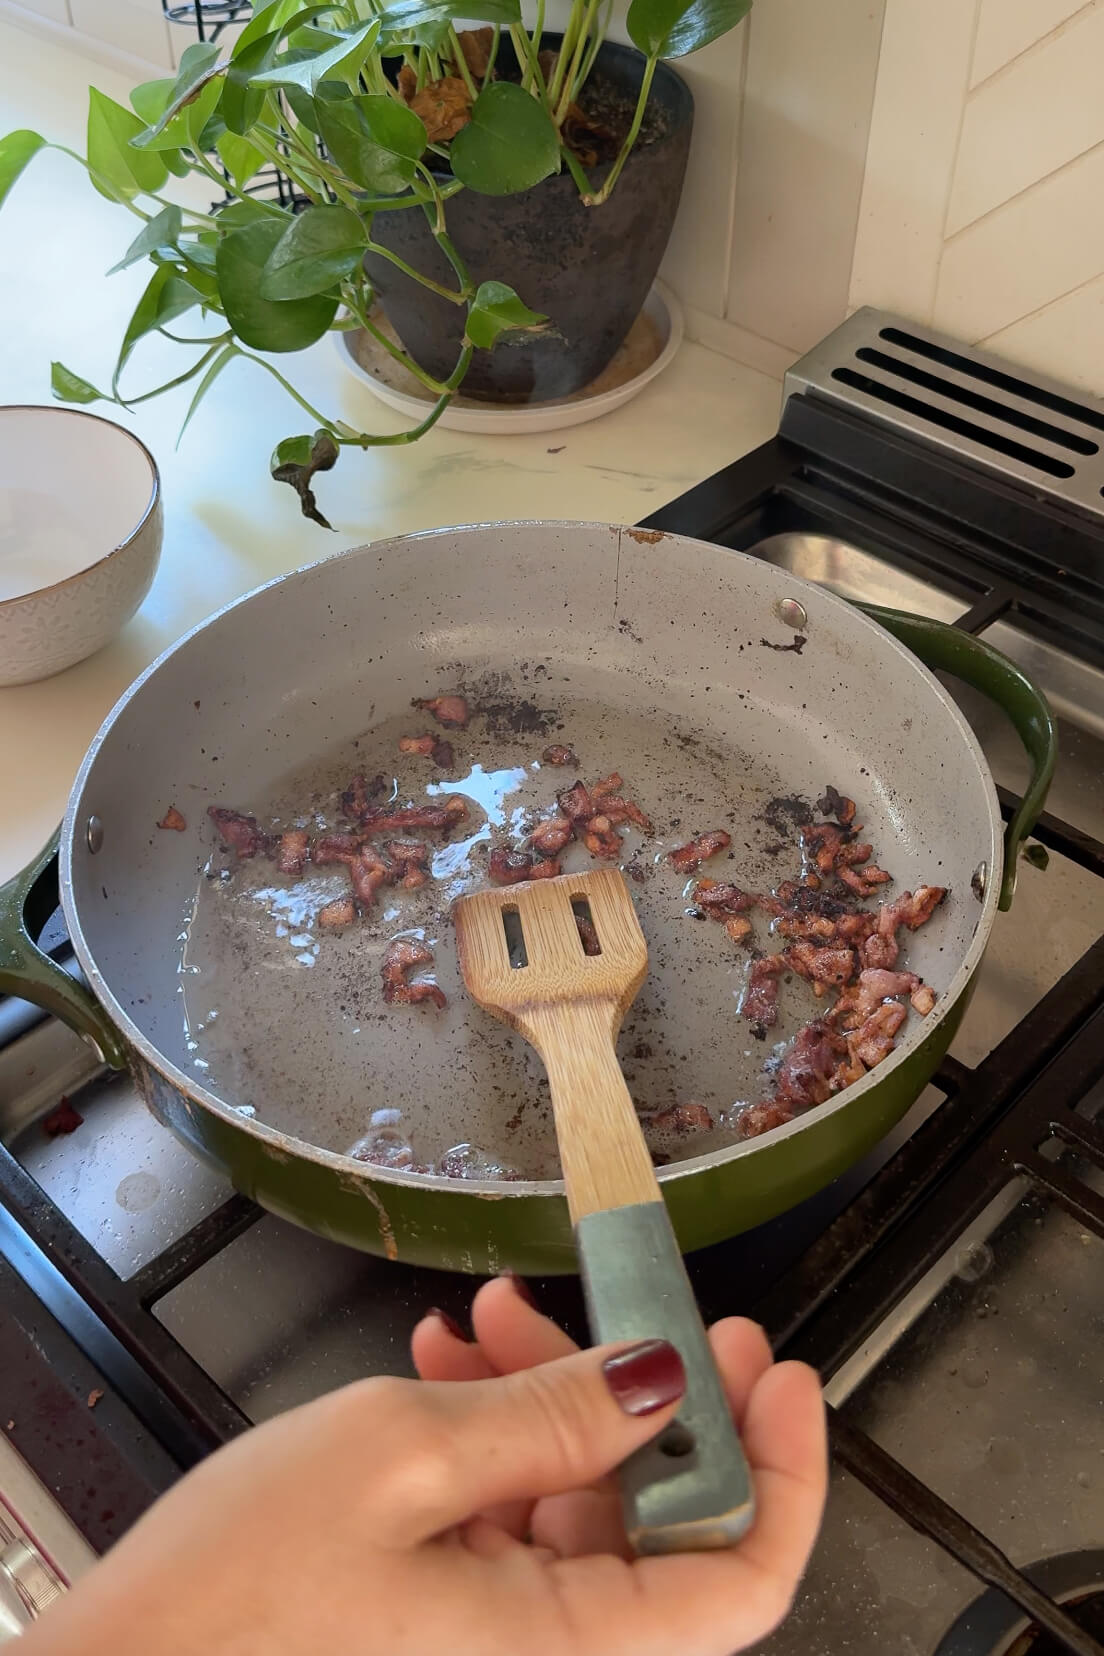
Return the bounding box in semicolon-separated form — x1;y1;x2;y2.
602;1339;686;1416
427;1307;471;1342
499;1271;537;1310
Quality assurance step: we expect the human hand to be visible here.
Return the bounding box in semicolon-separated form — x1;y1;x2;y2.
24;1278;825;1656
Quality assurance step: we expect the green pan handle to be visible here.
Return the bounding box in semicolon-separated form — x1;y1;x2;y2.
0;829;127;1068
859;605;1057;911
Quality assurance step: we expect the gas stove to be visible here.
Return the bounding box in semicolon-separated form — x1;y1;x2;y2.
2;309;1102;1654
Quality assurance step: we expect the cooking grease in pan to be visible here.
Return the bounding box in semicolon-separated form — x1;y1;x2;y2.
178;689;944;1180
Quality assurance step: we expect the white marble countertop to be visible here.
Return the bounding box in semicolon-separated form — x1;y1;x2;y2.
0;19;780;884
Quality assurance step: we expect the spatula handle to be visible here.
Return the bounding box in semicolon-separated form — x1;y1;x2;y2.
577;1201;756;1556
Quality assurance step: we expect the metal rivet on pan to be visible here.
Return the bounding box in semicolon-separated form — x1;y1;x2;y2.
86;815;104;854
971;862;987;901
81;1032;107;1064
776;598;807;630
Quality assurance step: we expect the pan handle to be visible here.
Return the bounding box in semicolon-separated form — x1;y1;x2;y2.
859;605;1057;911
0;830;127;1068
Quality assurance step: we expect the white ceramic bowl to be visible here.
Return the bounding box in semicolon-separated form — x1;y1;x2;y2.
0;406;162;688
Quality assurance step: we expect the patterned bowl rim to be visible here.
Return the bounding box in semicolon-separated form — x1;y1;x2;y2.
0;405;161;612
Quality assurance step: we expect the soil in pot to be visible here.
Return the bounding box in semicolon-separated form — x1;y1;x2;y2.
364;38;693;404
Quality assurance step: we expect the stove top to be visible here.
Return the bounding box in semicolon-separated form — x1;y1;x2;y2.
2;310;1103;1655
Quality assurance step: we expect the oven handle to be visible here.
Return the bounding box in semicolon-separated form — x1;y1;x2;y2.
0;829;127;1068
859;605;1057;910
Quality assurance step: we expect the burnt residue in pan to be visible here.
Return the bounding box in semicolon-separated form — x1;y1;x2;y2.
178;672;949;1182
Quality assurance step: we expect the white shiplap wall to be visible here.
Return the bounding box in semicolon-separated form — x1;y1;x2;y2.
851;0;1104;396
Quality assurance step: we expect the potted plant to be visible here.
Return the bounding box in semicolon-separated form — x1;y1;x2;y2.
0;0;750;524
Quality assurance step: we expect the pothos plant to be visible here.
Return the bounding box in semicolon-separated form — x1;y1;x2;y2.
0;0;750;524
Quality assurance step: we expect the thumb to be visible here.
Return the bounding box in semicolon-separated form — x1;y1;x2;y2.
372;1339;686;1545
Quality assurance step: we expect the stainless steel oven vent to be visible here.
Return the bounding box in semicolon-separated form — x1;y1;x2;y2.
783;308;1104;521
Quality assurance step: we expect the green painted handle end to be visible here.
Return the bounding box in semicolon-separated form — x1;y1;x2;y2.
0;829;127;1068
860;606;1058;910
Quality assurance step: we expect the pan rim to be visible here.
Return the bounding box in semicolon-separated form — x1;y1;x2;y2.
60;519;1003;1199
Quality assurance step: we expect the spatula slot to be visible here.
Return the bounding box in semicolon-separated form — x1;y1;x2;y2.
571;896;602;957
501;905;529;969
657;1422;696;1458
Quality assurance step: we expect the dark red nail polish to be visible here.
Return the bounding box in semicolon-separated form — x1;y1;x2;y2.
602;1340;686;1416
500;1271;537;1309
428;1307;471;1342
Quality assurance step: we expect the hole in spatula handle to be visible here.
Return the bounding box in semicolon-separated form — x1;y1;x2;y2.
501;905;529;969
658;1422;696;1458
571;897;602;956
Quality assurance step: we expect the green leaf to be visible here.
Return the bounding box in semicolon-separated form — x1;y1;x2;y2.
248;18;380;93
464;280;547;349
216;197;290;227
216;219;339;350
260;203;365;299
106;204;182;275
0;130;46;209
377;0;521;34
130;78;174;125
316;93;425;193
284;76;349;134
626;0;751;57
131;41;223;147
180;233;218;271
222;30;282;134
271;429;339;528
231;0;319;57
51;361;109;405
87;89;169;201
215;128;265;187
115;265;205;388
449;83;559;196
178;343;238;442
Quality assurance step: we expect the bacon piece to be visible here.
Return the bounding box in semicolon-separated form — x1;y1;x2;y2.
312;832;361;867
529;857;562;879
489;847;534;886
275;828;309;876
744;954;786;1028
388;840;431;890
559;781;594;823
645;1102;714;1136
530;815;572;857
785;942;857;988
412;693;469;729
595;797;654;833
341;773;387;818
398;734;436;756
725;916;753;943
848;1000;907;1068
736;1098;795;1140
801;821;848;875
818;785;856;826
431;738;455;770
350;846;392;908
42;1097;83;1137
542;744;576;766
357;797;467;835
829;967;921;1031
208;807;267;859
912;983;936;1015
668;830;731;874
775;1020;848;1110
318;896;356;930
158;805;186;831
582;815;621;859
839;863;892;897
694;879;754;918
590;773;623;800
381;938;446;1008
575;911;601;955
351;1131;418;1170
861;886;947;968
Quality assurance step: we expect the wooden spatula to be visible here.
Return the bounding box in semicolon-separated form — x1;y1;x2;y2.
453;866;755;1556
